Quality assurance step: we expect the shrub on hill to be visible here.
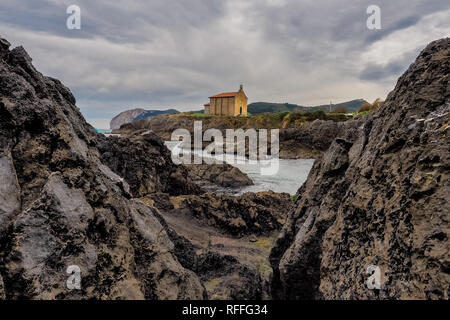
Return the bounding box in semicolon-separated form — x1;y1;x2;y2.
359;98;383;112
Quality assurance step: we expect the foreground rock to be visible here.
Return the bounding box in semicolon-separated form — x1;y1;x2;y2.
279;120;350;159
143;195;279;299
270;38;450;300
0;37;206;299
141;189;293;299
149;209;267;299
0;36;297;300
196;251;263;299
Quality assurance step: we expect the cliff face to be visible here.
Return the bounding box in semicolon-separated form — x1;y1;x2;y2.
279;120;356;158
0;38;206;299
110;108;179;130
270;38;450;299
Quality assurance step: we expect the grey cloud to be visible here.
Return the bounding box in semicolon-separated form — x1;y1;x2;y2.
0;0;225;42
364;15;422;43
359;46;424;81
0;0;449;128
359;61;406;81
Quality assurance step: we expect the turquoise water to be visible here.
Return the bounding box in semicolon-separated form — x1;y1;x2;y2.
165;141;314;195
95;128;112;134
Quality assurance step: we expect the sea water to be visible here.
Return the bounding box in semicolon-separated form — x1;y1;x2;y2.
165;141;314;195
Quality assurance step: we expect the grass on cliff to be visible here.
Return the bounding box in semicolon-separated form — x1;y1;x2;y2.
181;110;350;128
189;112;211;118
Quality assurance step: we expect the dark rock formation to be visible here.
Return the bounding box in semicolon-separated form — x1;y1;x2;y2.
279;120;351;159
0;37;205;299
186;163;253;189
150;210;263;299
97;131;202;197
196;251;263;300
110;108;179;130
270;38;450;300
169;191;292;236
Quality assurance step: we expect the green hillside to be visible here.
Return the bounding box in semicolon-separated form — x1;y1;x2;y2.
248;99;367;114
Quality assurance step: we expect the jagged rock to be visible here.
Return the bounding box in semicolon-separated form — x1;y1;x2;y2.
97;131;202;197
0;37;205;300
150;209;262;299
196;251;263;300
186;163;253;189
270;38;450;300
279;120;350;158
169;191;292;236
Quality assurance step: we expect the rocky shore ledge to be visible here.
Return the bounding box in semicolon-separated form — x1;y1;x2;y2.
114;114;352;159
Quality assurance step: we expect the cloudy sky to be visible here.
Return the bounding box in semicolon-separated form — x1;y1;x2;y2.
1;0;449;128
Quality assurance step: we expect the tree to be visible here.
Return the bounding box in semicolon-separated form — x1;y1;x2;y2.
359;98;383;112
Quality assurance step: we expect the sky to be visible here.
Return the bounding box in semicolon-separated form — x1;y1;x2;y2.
1;0;449;128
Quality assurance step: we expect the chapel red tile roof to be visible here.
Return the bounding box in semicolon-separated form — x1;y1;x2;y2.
209;92;238;98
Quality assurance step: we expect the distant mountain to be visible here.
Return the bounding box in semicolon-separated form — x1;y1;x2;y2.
248;99;368;114
110;108;179;130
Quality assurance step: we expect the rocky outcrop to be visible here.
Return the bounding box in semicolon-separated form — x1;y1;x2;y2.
270;38;450;300
186;163;253;189
116;114;350;159
144;194;275;300
168;191;292;236
0;37;205;299
110;108;179;130
97;131;202;197
98;132;254;196
279;120;351;159
196;251;263;299
149;210;264;299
